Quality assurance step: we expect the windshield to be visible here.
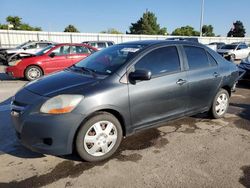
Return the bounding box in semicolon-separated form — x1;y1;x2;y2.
16;41;31;49
35;45;55;56
221;45;237;50
74;44;146;75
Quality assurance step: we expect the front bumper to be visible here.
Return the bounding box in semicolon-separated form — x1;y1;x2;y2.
11;88;85;155
6;66;24;78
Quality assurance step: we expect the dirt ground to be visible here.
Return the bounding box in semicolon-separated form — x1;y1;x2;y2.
0;78;249;188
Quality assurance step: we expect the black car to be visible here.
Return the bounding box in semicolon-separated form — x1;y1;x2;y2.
11;40;238;162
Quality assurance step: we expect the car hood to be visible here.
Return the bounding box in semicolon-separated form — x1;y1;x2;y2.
8;52;37;61
24;70;99;97
217;49;234;53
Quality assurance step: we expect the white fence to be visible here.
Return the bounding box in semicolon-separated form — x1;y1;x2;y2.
1;29;250;48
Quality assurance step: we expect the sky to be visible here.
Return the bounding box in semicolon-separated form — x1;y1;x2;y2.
0;0;249;36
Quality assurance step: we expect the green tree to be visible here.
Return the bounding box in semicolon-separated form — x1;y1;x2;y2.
0;23;8;29
227;21;246;37
202;25;215;36
100;28;123;34
0;16;42;31
64;24;79;32
172;25;200;36
6;16;22;29
127;11;167;35
19;23;42;31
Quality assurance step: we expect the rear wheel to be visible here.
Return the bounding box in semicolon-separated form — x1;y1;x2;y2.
24;66;43;81
75;112;123;162
211;89;229;119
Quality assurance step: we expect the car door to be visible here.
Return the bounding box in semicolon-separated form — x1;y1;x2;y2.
67;45;91;67
43;45;71;73
128;45;189;128
183;46;222;114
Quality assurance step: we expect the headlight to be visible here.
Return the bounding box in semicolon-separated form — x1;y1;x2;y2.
40;95;83;114
9;59;22;66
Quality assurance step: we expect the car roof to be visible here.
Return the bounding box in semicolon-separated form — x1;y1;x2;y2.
82;41;114;43
119;40;204;47
55;43;93;46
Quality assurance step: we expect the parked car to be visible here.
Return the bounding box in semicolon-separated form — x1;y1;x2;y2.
6;43;97;80
217;43;250;61
82;41;114;50
11;40;238;162
0;40;56;65
209;42;226;50
238;56;250;81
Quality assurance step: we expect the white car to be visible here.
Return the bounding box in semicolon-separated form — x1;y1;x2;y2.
6;41;55;55
0;40;55;65
217;43;250;61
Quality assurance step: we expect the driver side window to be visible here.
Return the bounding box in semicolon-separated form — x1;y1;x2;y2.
134;46;181;77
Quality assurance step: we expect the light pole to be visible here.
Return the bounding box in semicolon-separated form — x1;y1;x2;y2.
200;0;205;37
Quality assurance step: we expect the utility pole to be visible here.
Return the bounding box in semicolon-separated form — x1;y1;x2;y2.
200;0;205;37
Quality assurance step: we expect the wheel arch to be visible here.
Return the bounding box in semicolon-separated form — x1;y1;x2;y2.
71;108;127;154
221;85;231;97
24;64;44;77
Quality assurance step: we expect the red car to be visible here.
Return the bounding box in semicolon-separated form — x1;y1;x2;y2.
6;43;97;80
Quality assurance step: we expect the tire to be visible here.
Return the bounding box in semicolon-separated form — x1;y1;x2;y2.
211;89;229;119
75;112;123;162
24;66;43;81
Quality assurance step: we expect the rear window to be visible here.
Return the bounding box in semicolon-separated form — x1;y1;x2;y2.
184;46;209;70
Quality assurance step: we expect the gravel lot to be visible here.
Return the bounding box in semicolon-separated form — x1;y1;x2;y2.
0;66;249;188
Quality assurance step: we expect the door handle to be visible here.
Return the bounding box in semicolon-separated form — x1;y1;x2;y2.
176;79;187;85
213;72;220;78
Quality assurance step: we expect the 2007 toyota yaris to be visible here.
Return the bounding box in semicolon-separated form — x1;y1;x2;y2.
11;40;239;162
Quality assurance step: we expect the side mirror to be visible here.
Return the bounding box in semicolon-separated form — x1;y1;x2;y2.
49;52;56;58
129;69;151;84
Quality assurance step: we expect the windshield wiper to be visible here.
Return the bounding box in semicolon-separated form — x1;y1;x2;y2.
80;67;97;77
70;65;97;77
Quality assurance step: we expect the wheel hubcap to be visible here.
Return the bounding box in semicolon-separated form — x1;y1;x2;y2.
28;68;41;79
84;121;117;157
215;93;228;116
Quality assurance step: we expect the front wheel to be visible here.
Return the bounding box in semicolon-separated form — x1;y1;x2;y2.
211;89;229;119
75;112;123;162
24;66;43;81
